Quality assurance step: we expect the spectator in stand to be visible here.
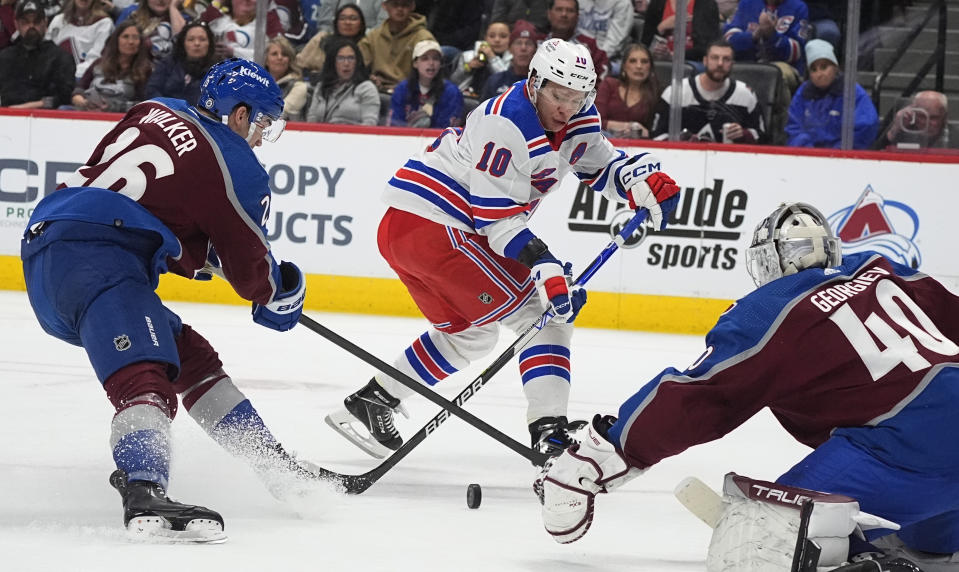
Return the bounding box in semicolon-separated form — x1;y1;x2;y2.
199;0;283;61
0;0;75;108
116;0;187;60
885;91;959;151
595;43;658;139
145;19;218;105
480;18;539;100
70;20;152;111
359;0;435;93
296;2;366;77
450;20;511;98
388;39;462;127
37;0;62;20
576;0;632;63
264;35;309;121
490;0;548;33
305;36;379;125
786;39;877;149
317;0;385;35
273;0;307;44
723;0;809;95
803;0;841;50
651;39;766;144
1;0;16;50
642;0;720;64
544;0;608;79
295;0;322;42
715;0;736;22
424;0;483;74
46;0;114;79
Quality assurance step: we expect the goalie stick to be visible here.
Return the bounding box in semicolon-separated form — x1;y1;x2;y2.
302;209;649;494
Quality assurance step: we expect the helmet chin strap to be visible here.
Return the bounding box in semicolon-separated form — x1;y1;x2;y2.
245;122;259;143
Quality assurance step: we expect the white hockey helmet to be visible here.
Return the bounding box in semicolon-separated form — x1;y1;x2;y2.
528;38;597;112
745;202;843;287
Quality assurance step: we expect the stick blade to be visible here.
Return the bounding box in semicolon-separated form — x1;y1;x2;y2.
674;476;725;529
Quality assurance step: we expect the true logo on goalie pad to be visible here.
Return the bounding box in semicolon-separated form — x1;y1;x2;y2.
114;335;131;351
730;474;856;511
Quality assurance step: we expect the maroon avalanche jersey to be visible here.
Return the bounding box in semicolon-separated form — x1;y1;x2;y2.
60;98;280;305
611;252;959;473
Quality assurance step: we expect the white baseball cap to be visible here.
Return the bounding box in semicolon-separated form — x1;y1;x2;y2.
412;40;442;62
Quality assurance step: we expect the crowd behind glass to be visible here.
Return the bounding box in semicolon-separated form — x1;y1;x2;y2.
0;0;955;153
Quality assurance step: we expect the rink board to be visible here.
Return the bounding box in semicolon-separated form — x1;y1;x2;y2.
1;110;957;333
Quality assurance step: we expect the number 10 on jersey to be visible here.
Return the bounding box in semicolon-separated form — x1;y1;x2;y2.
476;142;512;177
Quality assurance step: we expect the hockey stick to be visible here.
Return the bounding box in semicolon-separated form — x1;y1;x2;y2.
305;209;648;494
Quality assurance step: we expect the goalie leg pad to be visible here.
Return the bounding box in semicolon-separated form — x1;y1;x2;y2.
707;473;897;572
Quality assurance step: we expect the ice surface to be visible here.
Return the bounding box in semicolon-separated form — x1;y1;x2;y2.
0;291;809;571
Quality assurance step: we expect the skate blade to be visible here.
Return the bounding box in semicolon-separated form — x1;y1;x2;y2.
126;516;228;544
324;408;393;459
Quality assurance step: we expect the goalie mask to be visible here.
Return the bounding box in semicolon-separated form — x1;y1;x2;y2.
528;38;597;113
745;202;842;287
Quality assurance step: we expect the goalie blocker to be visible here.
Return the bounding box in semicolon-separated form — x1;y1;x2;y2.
699;473;900;572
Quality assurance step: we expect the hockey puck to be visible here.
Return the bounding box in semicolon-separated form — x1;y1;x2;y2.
466;483;482;509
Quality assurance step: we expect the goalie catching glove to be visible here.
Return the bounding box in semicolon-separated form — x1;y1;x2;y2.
535;414;643;543
252;260;305;331
616;153;681;230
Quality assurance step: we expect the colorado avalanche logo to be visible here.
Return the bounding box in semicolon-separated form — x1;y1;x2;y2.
827;185;922;268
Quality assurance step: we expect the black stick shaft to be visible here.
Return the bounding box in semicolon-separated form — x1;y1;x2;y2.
299;314;550;465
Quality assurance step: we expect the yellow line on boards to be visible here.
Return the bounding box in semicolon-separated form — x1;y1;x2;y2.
0;255;725;334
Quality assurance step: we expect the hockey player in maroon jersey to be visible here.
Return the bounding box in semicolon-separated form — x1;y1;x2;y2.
323;38;682;461
21;58;316;542
537;202;959;571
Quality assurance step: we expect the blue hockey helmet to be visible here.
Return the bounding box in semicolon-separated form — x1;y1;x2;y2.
199;58;286;142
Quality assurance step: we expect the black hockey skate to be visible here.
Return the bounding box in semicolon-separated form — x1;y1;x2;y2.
529;416;589;457
110;470;226;543
325;378;406;459
831;553;924;572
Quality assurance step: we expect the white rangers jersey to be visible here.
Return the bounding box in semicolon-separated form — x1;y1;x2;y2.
383;79;640;260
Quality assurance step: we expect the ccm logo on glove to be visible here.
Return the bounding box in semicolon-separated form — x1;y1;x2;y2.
619;158;661;189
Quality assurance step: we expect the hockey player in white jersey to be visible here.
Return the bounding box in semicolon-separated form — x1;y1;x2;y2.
326;38;682;459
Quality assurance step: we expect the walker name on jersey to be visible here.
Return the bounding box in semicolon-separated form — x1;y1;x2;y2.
568;178;746;271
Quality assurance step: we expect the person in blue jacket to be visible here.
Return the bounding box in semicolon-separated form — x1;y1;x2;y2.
389;39;463;128
786;39;878;149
